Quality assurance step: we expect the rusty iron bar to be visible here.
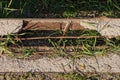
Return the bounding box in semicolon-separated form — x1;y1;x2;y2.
62;21;72;36
19;36;101;40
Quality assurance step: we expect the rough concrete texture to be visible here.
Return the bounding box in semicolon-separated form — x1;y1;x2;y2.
80;18;120;38
0;19;23;35
0;53;120;73
0;18;120;38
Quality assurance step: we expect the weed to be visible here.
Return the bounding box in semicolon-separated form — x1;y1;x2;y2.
0;33;26;56
47;29;107;58
0;42;13;56
63;11;77;18
14;48;36;58
22;48;35;57
0;34;17;56
104;38;120;53
48;39;67;57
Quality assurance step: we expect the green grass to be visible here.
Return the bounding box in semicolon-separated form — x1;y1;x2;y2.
46;29;120;59
0;29;120;59
0;34;18;56
0;33;27;56
0;0;120;18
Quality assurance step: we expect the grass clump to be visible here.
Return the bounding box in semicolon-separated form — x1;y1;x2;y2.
0;33;29;57
0;0;120;18
47;29;120;59
0;34;18;56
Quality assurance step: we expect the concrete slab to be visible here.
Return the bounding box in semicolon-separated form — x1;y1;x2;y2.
0;53;119;73
0;18;120;38
80;17;120;38
0;19;23;35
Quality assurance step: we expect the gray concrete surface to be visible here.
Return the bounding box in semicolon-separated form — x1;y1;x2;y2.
0;53;119;73
80;18;120;38
0;19;23;35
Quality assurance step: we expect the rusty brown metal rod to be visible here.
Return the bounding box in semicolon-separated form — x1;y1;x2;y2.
19;36;101;40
